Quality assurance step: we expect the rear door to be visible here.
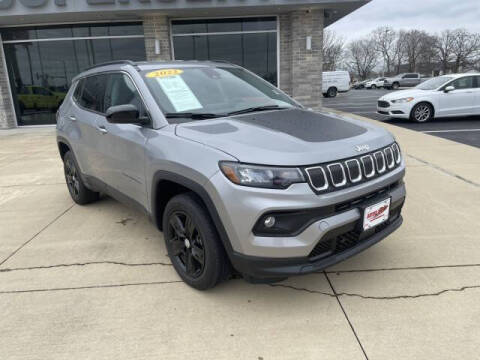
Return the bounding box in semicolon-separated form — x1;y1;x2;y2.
403;74;419;87
95;72;148;208
68;74;108;181
437;76;476;116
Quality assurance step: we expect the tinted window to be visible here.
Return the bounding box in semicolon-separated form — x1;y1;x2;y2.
475;76;480;88
104;73;147;117
451;76;474;90
404;74;418;79
73;79;84;103
79;75;107;113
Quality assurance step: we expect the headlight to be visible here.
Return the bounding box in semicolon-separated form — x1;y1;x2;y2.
219;162;305;189
391;97;414;103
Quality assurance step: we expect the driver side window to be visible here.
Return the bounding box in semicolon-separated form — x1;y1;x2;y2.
450;77;474;90
104;73;147;117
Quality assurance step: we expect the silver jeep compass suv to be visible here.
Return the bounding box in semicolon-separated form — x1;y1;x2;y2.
57;60;406;290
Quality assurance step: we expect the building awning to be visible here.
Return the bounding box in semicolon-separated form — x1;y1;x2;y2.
0;0;369;27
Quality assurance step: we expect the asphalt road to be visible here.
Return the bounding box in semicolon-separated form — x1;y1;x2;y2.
324;88;480;148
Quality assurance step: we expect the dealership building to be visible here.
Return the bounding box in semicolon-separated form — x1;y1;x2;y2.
0;0;367;128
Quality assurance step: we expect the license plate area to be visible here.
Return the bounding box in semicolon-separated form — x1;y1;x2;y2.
362;198;391;231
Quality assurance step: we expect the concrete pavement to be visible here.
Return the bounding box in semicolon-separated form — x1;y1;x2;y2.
1;117;479;359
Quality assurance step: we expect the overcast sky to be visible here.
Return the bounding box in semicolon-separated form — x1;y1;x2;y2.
328;0;480;42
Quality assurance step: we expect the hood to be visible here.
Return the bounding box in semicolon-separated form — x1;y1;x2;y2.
175;109;394;166
381;89;432;101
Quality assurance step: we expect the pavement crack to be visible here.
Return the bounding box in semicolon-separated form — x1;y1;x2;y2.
268;282;480;300
407;154;479;188
0;260;172;273
0;204;75;267
0;280;183;295
326;262;480;274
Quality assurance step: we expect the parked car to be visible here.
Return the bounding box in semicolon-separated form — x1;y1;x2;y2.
383;73;429;90
322;71;350;97
365;77;386;89
377;73;480;122
17;85;62;114
352;79;368;89
57;60;406;290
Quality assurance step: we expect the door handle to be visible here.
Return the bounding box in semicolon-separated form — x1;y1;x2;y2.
97;126;108;134
69;115;76;121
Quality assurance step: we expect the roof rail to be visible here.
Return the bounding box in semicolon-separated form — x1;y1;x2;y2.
210;59;238;66
84;60;139;72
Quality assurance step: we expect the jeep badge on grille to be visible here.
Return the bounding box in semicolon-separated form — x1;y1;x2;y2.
355;144;370;152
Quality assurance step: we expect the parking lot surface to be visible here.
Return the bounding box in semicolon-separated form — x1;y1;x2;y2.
1;122;480;360
324;89;480;148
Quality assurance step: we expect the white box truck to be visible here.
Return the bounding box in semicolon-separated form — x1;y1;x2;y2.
322;71;350;98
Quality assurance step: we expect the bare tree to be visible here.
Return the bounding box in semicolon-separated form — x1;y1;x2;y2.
434;30;455;74
345;38;378;80
402;29;433;72
450;29;480;72
393;30;407;74
323;29;345;71
372;26;397;75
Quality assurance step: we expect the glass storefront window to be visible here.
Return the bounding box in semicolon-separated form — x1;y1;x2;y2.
172;17;278;86
2;22;146;126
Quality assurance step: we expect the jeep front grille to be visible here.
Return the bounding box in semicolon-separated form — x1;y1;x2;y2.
304;143;401;194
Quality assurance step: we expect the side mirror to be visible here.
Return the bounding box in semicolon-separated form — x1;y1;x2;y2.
444;85;455;93
106;104;144;124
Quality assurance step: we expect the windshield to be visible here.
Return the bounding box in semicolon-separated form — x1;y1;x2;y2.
416;76;453;90
141;66;298;122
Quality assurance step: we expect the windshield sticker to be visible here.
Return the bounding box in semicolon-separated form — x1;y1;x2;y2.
146;69;184;78
156;76;203;112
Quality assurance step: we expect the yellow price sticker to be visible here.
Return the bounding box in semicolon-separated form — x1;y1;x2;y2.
146;69;184;78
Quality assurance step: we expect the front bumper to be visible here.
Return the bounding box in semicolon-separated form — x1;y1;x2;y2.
230;215;403;279
206;161;406;277
377;101;412;118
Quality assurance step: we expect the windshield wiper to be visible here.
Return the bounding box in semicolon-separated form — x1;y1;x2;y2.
164;112;224;120
227;105;290;116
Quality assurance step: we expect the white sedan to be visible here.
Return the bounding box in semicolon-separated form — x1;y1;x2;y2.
377;73;480;122
365;77;386;89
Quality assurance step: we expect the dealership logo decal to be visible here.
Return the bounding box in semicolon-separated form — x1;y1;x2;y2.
355;144;370;152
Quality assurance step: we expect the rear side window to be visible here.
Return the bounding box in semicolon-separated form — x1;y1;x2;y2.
78;74;107;113
73;79;84;103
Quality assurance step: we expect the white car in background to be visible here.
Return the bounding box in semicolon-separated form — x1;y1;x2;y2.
377;73;480;122
322;71;350;97
365;77;386;89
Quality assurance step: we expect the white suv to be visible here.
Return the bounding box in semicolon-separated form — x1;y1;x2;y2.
377;73;480;122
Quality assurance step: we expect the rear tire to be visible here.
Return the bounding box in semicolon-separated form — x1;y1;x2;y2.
410;102;433;123
371;84;377;89
327;87;337;98
63;151;99;205
163;193;230;290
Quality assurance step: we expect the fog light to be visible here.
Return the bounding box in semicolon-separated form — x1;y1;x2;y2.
264;216;276;228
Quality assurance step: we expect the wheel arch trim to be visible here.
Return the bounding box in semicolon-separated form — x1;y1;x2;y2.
151;170;235;259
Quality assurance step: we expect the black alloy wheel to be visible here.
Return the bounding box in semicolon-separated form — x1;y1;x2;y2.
65;157;80;199
167;211;205;278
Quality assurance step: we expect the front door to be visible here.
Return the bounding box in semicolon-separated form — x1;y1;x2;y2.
438;76;476;116
95;73;149;208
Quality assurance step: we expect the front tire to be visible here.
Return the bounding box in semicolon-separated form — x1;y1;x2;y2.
63;151;99;205
410;102;433;123
392;82;400;90
163;193;230;290
371;84;377;89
